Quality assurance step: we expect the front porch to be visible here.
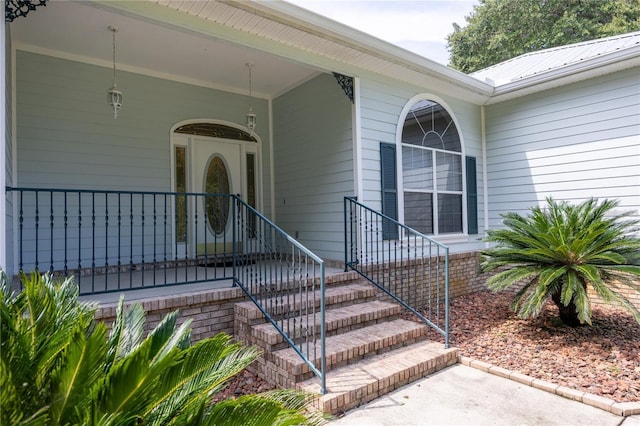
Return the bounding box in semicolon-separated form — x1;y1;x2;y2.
9;184;491;413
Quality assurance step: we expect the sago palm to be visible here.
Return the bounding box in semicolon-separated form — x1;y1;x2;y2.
480;198;640;326
0;272;323;425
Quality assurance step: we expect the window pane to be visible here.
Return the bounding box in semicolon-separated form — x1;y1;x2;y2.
404;192;433;234
175;123;257;142
402;146;433;190
436;152;462;191
438;194;462;234
403;100;461;152
246;153;257;237
175;146;187;243
204;156;230;234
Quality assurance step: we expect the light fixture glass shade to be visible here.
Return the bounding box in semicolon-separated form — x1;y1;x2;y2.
107;85;123;119
246;108;257;132
107;26;122;119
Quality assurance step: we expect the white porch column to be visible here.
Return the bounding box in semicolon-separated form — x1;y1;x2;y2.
0;21;6;272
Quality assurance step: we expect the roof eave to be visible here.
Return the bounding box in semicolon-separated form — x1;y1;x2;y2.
231;0;494;99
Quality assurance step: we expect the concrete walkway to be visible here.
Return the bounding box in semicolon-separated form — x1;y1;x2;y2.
330;364;639;426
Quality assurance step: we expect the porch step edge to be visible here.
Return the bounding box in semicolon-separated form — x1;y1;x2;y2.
273;319;428;378
250;300;402;348
234;283;377;322
299;341;459;415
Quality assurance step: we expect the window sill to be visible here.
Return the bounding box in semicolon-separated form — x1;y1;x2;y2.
434;234;478;244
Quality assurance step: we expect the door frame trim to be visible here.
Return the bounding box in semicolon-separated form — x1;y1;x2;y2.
169;119;263;259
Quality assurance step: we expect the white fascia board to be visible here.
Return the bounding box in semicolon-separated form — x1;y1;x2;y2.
91;0;492;101
485;46;640;105
216;1;495;98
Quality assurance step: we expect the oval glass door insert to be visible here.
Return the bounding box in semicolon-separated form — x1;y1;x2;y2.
204;155;230;234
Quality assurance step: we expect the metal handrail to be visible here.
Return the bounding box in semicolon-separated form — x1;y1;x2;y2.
6;186;326;392
231;196;326;393
344;196;450;348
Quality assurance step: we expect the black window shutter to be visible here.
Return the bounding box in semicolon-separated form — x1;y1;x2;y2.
380;143;398;239
466;156;478;235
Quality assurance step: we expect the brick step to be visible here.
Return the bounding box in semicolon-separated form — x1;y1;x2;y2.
298;340;459;415
267;319;428;385
238;269;360;292
250;300;402;351
235;283;377;326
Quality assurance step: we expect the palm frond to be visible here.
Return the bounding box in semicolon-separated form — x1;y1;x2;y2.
146;310;192;364
98;342;171;422
146;333;261;424
49;324;108;424
484;265;540;291
205;394;309;426
572;284;592;325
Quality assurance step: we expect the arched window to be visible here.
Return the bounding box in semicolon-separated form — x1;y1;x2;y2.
401;100;463;235
174;122;257;142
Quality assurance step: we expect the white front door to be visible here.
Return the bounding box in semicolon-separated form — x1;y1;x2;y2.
192;137;243;256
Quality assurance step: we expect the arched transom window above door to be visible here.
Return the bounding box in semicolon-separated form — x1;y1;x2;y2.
401;99;464;235
174;123;257;142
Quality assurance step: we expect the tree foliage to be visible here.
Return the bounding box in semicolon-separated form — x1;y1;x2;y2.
480;198;640;327
447;0;640;73
0;272;323;426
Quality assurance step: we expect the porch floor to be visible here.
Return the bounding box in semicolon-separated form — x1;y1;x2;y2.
79;261;345;305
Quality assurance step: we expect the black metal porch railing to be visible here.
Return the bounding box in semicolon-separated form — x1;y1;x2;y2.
7;187;326;392
8;187;240;293
344;196;450;347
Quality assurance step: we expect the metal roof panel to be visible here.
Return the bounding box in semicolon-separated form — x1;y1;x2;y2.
472;31;640;86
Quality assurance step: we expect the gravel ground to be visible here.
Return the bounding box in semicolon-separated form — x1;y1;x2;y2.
216;291;639;404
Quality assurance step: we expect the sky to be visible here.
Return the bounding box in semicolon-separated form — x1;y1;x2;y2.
286;0;479;65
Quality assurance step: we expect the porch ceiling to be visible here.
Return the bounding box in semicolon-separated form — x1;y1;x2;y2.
9;0;321;99
10;0;493;103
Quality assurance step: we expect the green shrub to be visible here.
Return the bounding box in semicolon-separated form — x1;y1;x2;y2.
0;272;322;425
481;198;640;326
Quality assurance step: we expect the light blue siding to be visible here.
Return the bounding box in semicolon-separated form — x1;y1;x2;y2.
273;73;354;260
16;51;271;198
16;51;272;212
485;68;640;227
14;51;273;272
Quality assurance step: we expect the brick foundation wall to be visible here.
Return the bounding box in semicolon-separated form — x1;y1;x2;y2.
92;251;638;344
94;286;248;342
448;251;488;297
370;251;489;303
588;284;640;310
368;250;638;311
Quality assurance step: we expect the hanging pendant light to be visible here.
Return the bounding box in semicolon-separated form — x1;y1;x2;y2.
107;26;123;119
245;63;256;133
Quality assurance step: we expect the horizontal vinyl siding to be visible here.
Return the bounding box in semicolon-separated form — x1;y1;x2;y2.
485;68;640;228
16;51;271;198
359;76;486;242
273;73;353;260
14;51;274;273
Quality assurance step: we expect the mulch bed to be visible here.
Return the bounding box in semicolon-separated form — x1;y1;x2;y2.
419;291;640;403
212;369;275;403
